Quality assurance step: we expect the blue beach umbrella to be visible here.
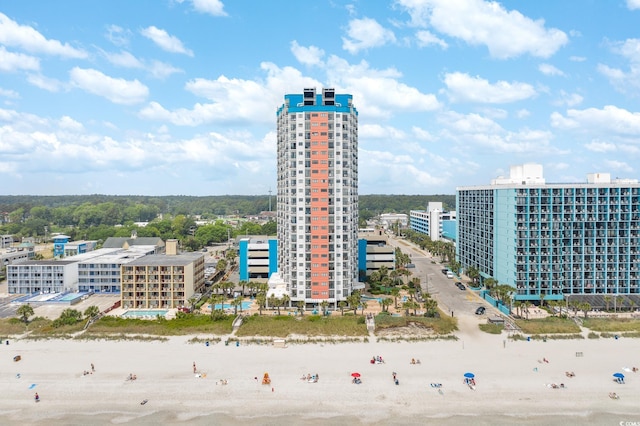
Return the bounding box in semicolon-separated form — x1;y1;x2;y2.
464;372;475;378
613;373;624;379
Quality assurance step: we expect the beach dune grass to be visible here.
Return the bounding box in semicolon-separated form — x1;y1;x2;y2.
374;310;457;335
83;314;234;336
235;314;368;337
515;316;581;334
582;318;640;332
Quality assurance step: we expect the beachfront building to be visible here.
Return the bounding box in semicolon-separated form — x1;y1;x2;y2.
103;233;165;253
52;234;71;258
1;246;36;267
409;202;457;242
238;236;277;284
276;88;360;307
1;234;13;248
76;247;154;293
7;260;78;294
358;229;395;280
63;240;98;257
120;240;205;309
457;163;640;306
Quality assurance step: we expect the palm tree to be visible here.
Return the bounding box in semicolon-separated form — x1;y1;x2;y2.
604;295;612;311
83;305;100;320
339;301;347;316
187;296;198;312
360;301;368;316
390;287;400;310
256;293;266;315
281;294;291;311
381;297;393;313
208;294;224;317
407;287;416;301
465;266;480;286
579;302;591;319
320;300;329;316
239;280;248;297
296;300;305;316
16;303;34;324
423;299;438;317
230;296;242;315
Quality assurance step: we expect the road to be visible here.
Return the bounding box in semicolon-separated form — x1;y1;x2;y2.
385;235;496;321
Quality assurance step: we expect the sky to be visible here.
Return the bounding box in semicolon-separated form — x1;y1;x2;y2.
1;0;640;196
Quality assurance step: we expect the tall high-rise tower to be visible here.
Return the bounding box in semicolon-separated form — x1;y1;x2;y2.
276;88;359;307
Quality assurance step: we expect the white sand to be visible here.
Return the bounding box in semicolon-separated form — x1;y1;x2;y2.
2;314;639;425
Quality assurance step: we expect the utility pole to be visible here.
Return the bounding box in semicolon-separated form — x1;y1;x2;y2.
268;188;272;212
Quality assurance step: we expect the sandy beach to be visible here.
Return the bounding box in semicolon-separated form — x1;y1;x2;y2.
2;315;639;426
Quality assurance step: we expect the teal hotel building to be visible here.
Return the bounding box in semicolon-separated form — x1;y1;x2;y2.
457;164;640;307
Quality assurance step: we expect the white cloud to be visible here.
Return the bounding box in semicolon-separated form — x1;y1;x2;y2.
141;62;320;126
443;72;536;103
0;12;86;58
181;0;228;16
103;50;183;79
105;24;131;47
140;26;193;56
58;116;84;132
70;67;149;105
415;30;448;49
0;46;39;72
104;50;144;68
552;90;583;107
585;140;616;152
516;109;530;118
538;63;565;76
26;73;64;92
438;111;560;154
598;38;640;95
411;126;436;141
570;56;586;62
325;55;440;119
398;0;568;59
0;87;19;98
628;0;640;10
551;105;640;135
603;159;633;173
291;41;325;66
342;18;396;54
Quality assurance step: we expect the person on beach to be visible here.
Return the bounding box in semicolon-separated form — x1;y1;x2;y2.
193;362;197;374
91;363;95;373
34;392;39;402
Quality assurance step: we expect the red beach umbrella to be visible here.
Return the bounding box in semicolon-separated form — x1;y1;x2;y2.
351;372;361;378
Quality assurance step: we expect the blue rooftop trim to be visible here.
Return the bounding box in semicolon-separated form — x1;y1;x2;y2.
277;93;357;115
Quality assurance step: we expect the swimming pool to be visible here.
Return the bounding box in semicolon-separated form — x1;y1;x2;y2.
58;292;86;302
360;295;383;303
208;302;253;310
121;310;169;319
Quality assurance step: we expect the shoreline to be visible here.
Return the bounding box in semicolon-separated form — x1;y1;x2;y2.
2;326;639;425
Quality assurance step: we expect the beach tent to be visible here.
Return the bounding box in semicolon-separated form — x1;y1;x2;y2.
613;373;624;378
464;372;475;378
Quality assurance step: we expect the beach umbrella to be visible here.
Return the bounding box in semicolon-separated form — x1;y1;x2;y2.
464;372;475;378
351;372;361;378
613;373;625;379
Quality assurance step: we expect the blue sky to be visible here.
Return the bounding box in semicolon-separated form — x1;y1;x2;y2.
1;0;640;196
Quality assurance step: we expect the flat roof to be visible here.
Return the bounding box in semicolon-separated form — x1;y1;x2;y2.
126;252;204;266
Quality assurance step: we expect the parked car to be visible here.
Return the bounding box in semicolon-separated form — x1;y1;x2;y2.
441;269;449;275
456;282;466;290
446;271;454;279
406;263;415;268
475;306;486;315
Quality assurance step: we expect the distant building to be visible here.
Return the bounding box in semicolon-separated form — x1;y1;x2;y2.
52;235;71;258
238;236;277;283
409;202;456;241
102;233;165;253
120;240;205;309
1;234;13;248
63;240;98;257
379;213;408;230
457;163;640;305
7;260;78;294
358;229;395;280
